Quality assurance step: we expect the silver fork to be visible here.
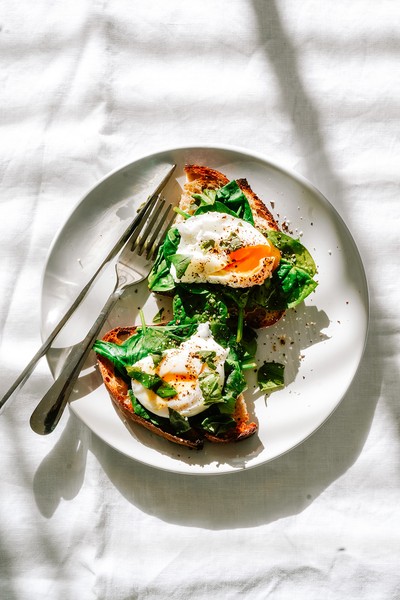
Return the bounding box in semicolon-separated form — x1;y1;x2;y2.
30;194;177;435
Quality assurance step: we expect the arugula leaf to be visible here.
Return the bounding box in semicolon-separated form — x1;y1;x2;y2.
127;367;177;398
257;362;285;392
199;371;223;405
168;408;191;433
200;413;236;436
170;253;191;279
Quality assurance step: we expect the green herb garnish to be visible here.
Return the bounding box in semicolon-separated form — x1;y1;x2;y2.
199;371;223;405
168;408;191;433
170;254;191;278
127;367;177;398
257;362;285;392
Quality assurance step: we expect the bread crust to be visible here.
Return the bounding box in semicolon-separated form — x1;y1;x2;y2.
177;165;229;221
181;164;285;328
96;326;257;449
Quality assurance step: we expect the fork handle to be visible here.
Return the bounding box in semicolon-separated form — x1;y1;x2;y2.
30;288;123;435
0;274;106;413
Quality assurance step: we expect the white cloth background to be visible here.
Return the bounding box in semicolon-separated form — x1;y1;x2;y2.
1;1;399;598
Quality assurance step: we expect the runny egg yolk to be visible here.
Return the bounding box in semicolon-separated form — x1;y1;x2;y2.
223;243;281;274
130;323;229;418
161;371;198;399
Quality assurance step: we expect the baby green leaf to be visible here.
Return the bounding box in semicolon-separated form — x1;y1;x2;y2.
257;362;285;392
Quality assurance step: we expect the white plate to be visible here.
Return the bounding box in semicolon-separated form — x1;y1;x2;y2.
41;145;369;475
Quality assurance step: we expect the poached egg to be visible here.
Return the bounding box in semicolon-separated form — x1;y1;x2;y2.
171;212;280;287
130;322;228;418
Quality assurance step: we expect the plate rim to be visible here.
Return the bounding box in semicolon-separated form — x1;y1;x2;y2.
40;143;370;475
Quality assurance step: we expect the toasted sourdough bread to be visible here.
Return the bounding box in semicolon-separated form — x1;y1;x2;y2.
177;164;285;328
96;326;257;450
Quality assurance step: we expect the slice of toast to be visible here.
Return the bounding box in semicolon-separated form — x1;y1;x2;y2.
179;164;285;328
96;326;257;450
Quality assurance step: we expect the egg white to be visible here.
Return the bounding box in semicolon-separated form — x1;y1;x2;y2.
130;323;228;418
171;212;275;287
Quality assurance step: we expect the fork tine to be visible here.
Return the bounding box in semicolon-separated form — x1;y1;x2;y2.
127;192;160;249
142;201;175;258
129;200;176;260
132;197;177;259
135;197;166;255
146;206;177;261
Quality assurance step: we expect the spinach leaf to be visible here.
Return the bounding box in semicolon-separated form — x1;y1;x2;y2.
148;228;181;292
199;371;223;405
215;180;254;225
93;327;177;376
173;285;230;332
192;180;254;225
168;408;191;433
267;231;317;277
195;350;217;370
147;248;175;293
247;232;318;310
238;327;258;370
218;286;250;343
219;347;247;414
127;367;177;398
194;200;239;220
170;253;191;279
150;352;163;366
163;227;181;260
257;362;285;392
200;413;236;436
129;390;164;426
152;307;165;324
274;260;318;308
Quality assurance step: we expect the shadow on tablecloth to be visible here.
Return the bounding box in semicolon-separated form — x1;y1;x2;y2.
31;324;381;530
32;0;392;529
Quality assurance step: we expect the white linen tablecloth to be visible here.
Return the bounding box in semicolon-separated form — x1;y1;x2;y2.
1;1;399;598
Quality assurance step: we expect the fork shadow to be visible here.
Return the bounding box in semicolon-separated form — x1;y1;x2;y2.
88;336;379;529
33;299;380;530
32;415;90;518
